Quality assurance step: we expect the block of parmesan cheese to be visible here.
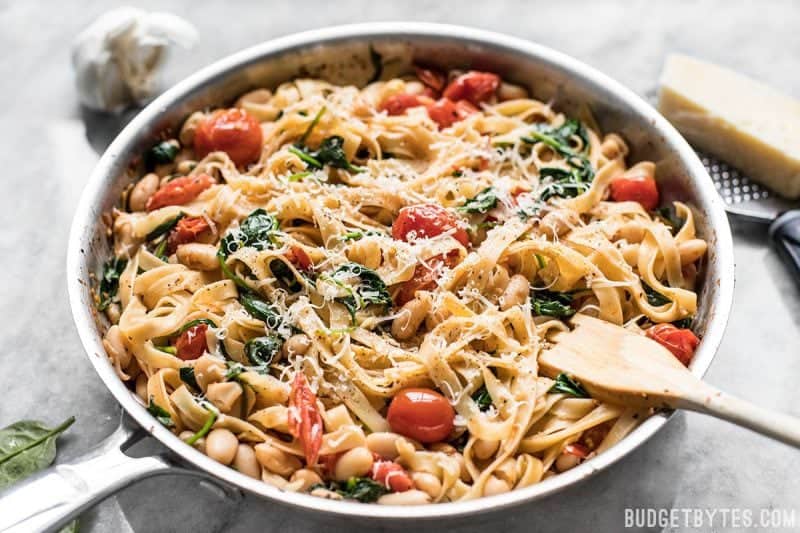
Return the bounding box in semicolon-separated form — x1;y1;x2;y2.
658;54;800;198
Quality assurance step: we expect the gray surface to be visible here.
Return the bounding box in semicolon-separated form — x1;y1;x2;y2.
1;1;799;532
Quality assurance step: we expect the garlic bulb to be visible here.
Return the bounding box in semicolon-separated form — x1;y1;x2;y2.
71;7;198;112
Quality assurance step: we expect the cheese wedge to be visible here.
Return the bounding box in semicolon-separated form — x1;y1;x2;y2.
658;54;800;198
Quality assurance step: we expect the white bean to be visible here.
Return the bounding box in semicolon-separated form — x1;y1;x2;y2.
290;468;323;491
129;173;160;212
254;442;302;477
555;451;582;472
500;275;529;310
282;334;311;358
334;446;374;481
377;490;432;505
472;438;500;460
391;296;431;340
366;432;407;460
233;444;261;479
483;475;511;496
411;472;442;499
179;431;206;454
205;429;238;465
497;81;529;101
176;243;218;271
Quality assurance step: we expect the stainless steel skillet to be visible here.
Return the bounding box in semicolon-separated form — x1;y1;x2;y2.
0;22;734;532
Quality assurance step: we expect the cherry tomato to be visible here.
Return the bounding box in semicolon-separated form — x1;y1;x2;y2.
371;460;414;492
442;71;500;106
646;323;700;366
609;175;660;211
392;204;469;247
426;98;478;129
319;453;340;476
580;422;612;451
563;443;589;458
380;93;431;116
415;66;446;93
167;216;210;253
145;174;216;212
394;253;459;306
286;245;313;272
387;388;455;443
194;108;263;167
175;323;208;361
288;373;323;466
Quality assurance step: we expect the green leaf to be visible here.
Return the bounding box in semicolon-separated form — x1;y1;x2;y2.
291;136;365;174
219;209;281;259
147;140;180;165
185;410;217;446
146;398;174;428
155;345;177;355
288;171;313;182
145;213;184;242
340;229;385;242
531;290;575;318
549;373;589;398
459;187;498;214
538;165;593;202
654;206;685;234
642;282;671;306
244;335;283;366
522;119;589;157
298;107;326;145
179;367;200;390
472;385;493;411
98;257;127;311
270;259;302;293
324;477;389;503
673;317;693;329
178;318;217;334
0;416;75;489
324;263;391;323
289;145;323;169
225;361;247;381
240;291;283;330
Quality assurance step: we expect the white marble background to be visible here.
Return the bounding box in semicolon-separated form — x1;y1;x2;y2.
1;1;799;532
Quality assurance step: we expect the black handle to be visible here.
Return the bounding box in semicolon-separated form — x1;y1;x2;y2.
769;210;800;281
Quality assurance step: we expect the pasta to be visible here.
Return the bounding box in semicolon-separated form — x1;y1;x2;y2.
98;68;706;504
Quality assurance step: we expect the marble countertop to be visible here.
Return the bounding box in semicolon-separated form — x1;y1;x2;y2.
1;1;798;532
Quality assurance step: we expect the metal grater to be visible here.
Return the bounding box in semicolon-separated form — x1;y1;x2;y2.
698;152;798;223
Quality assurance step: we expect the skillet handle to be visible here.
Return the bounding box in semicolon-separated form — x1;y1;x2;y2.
769;210;800;282
0;416;239;533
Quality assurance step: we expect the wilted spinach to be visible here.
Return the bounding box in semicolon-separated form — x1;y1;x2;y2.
145;213;184;242
179;367;200;391
315;477;389;503
219;209;281;258
147;140;180;166
244;335;283;366
324;263;391;322
146;398;174;428
642;282;671;306
549;373;589;398
290;136;366;174
522;119;589;157
98;257;127;311
459;188;499;214
538;166;593;201
654;205;685;234
531;290;575;318
239;291;283;330
472;385;493;411
673;317;693;329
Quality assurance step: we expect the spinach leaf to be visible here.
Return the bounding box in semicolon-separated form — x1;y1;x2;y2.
654;205;685;234
321;477;389;503
270;259;302;293
145;213;184;242
459;188;498;214
240;291;284;330
642;282;671;306
185;410;217;446
219;209;281;258
225;361;247;380
325;263;391;322
179;367;200;391
291;136;366;174
538;166;593;202
549;373;589;398
522;119;589;157
673;317;693;329
299;107;326;145
178;318;217;334
146;398;174;428
472;385;493;411
0;416;75;489
244;335;283;366
147;140;180;166
340;229;385;241
98;257;127;311
155;345;177;355
531;290;575;318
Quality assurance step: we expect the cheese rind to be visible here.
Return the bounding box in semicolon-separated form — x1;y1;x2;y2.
658;54;800;199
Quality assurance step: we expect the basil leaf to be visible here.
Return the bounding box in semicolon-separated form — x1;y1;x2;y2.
98;257;127;311
179;367;200;391
472;385;493;411
0;416;75;489
549;373;589;398
531;290;575;318
642;282;671;306
244;335;283;366
146;398;174;428
460;187;498;214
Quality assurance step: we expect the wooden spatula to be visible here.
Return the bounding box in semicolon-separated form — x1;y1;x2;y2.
540;314;800;447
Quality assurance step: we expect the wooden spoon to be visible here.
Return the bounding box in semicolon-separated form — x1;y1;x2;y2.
540;314;800;447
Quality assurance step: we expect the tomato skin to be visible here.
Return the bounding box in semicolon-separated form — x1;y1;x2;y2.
145;174;216;212
288;373;324;466
194;108;263;167
563;443;589;458
394;253;459;305
175;324;208;361
392;204;469;247
286;245;313;272
167;216;210;253
371;460;414;492
415;66;446;93
387;388;455;443
646;323;700;366
609;175;660;211
442;71;500;106
580;421;612;451
380;93;431;116
426;98;478;129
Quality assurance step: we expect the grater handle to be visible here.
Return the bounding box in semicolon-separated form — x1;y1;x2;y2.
769;210;800;282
